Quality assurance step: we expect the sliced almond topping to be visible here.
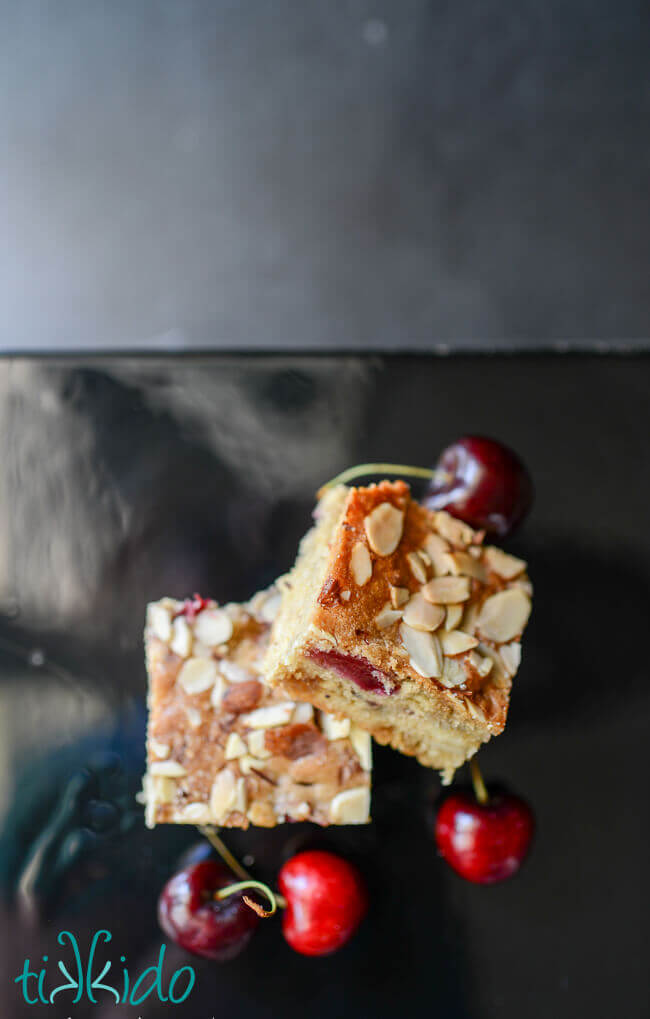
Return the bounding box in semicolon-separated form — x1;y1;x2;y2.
500;642;522;676
349;726;372;770
484;546;527;580
433;511;477;547
185;707;202;728
406;550;428;583
238;754;270;775
209;768;237;820
422;533;455;576
210;675;227;708
307;624;337;646
293;702;314;724
400;622;442;678
468;650;494;677
445;604;464;631
465;701;487;725
148;603;172;642
224;732;248;760
512;578;534;596
364;502;404;556
340;589;351;601
422;576;471;604
257;589;283;623
180;803;211;823
247;801;277;827
477;588;532;642
441;630;479;656
389;585;410;609
375;602;404;629
246;729;272;759
177;657;217;694
194;608;233;647
219;660;255;684
234;777;247;814
170;616;193;658
150;738;170;759
150;774;177;805
350;541;373;585
150;760;187;777
320;711;351;740
439;657;467;688
242;702;296;730
448;551;487;582
328;786;370;824
402;594;445;632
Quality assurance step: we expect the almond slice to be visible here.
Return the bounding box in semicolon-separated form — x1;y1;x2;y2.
389;585;410;608
349;726;372;770
433;511;476;547
320;712;351;740
484;546;527;580
219;660;255;684
246;729;272;759
422;533;455;576
350;541;373;585
247;801;277;826
477;588;532;642
406;550;428;583
448;551;487;582
224;732;248;760
328;786;370;824
293;702;314;723
441;630;479;655
180;803;211;823
148;603;172;642
445;603;464;631
340;589;351;601
242;703;296;729
422;576;471;604
210;675;227;708
375;602;404;629
239;754;270;775
194;608;234;647
177;657;218;694
149;774;176;805
209;768;237;820
468;650;494;677
402;594;445;632
170;616;193;658
500;642;522;676
364;503;404;556
150;760;187;777
150;738;170;759
400;622;442;678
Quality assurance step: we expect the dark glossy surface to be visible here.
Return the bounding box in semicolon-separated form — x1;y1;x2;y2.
1;1;649;352
0;355;648;1017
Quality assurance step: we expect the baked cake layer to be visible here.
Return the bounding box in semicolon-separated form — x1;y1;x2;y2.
264;482;532;782
143;587;371;828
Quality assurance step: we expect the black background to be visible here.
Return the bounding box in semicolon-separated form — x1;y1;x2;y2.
0;355;648;1018
2;0;649;352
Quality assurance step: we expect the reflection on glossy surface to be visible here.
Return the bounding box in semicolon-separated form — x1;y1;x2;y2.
0;356;649;1018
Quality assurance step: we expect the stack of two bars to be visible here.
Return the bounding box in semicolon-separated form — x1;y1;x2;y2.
143;481;532;830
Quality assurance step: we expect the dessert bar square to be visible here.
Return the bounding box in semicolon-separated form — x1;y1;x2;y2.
264;482;532;782
143;587;371;828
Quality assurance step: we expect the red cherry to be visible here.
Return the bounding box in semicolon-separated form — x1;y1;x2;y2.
435;788;534;884
175;594;210;621
424;436;533;537
158;860;258;961
308;649;400;697
278;850;368;956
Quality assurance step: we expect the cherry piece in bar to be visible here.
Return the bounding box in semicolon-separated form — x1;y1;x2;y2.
424;436;533;537
434;788;534;885
158;860;258;961
279;850;368;956
309;649;399;696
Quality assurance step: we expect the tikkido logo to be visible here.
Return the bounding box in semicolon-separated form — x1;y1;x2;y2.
14;929;196;1007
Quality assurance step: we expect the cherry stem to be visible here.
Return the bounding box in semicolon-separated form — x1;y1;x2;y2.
320;462;449;493
199;826;252;881
215;880;280;918
470;758;489;806
199;826;287;912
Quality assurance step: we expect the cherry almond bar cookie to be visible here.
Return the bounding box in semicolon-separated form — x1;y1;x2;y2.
143;588;371;828
264;482;533;782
